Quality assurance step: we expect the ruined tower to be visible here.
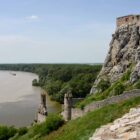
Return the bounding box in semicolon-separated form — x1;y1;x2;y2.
36;92;47;123
64;90;73;121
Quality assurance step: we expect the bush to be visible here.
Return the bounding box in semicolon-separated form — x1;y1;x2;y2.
32;79;39;86
32;114;64;137
80;104;85;110
18;127;28;136
112;82;125;95
134;79;140;89
97;79;110;92
0;126;17;140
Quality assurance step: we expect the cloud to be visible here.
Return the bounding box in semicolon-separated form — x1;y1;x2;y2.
26;15;39;20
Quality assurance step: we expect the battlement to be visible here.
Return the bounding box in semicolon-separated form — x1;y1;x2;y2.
116;15;140;28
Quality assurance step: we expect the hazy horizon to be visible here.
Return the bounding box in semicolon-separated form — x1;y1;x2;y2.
0;0;140;63
0;62;103;64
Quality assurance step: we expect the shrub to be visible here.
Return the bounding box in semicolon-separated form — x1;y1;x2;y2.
134;79;140;89
112;82;125;95
32;114;64;137
0;126;17;140
80;104;85;110
97;79;110;92
32;79;39;86
18;127;28;136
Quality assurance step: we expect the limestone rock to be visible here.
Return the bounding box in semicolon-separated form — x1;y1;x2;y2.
91;15;140;94
89;106;140;140
130;62;140;83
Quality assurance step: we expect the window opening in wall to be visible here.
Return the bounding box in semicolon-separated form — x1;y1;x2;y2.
125;18;128;22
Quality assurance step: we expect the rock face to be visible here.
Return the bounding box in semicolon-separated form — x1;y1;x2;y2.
91;15;140;94
89;106;140;140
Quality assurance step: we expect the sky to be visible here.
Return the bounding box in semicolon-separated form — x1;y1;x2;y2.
0;0;140;63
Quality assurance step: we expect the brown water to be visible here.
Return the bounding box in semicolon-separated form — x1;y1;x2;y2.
0;71;61;127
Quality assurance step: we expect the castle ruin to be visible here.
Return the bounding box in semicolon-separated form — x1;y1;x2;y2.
116;15;140;28
36;92;47;123
63;90;73;121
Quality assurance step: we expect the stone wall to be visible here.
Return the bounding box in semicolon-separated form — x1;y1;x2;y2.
116;15;140;28
64;89;140;120
72;98;84;106
36;93;47;123
36;113;46;123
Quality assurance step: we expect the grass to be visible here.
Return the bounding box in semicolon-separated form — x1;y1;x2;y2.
10;133;30;140
11;114;64;140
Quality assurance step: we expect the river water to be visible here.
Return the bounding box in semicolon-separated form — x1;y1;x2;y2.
0;71;61;127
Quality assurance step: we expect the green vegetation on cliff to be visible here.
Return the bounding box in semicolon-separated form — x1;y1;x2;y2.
76;68;134;108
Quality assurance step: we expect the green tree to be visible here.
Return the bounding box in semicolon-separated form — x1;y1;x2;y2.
32;79;39;86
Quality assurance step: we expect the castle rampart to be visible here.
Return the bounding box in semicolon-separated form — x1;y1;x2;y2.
116;15;140;28
62;89;140;121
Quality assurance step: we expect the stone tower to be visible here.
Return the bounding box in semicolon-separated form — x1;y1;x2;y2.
36;92;47;123
64;90;73;121
39;93;47;115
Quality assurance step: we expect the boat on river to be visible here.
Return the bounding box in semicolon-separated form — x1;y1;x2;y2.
10;72;16;76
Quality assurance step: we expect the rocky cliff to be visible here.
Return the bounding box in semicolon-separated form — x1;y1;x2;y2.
89;106;140;140
91;15;140;94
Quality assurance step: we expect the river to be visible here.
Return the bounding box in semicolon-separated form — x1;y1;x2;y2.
0;71;61;127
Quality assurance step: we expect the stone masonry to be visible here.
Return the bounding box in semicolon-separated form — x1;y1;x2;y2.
89;106;140;140
117;15;140;28
63;90;73;121
62;89;140;121
36;93;47;123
